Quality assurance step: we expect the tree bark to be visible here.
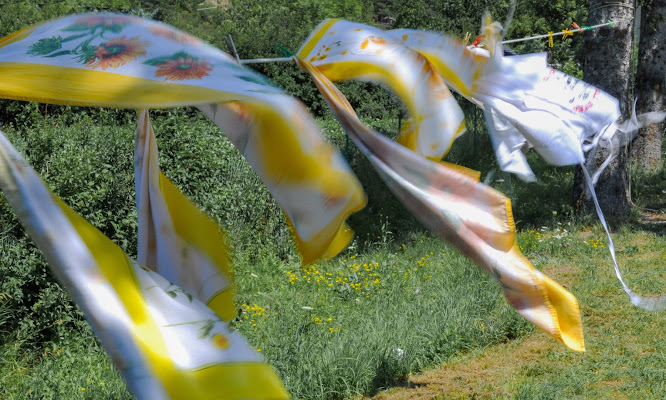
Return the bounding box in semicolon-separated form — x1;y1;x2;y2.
574;0;635;218
631;0;666;170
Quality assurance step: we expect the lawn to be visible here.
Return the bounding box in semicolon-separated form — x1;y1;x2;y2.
5;221;665;399
364;221;666;399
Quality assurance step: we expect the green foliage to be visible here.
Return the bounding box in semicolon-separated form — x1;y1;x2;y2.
0;328;131;399
507;0;587;78
0;115;137;343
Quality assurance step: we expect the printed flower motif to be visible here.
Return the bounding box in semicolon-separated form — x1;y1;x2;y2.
85;36;148;70
212;333;230;349
27;36;63;56
150;25;201;45
154;57;212;81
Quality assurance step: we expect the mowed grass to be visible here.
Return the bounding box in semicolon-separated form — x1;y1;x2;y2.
365;223;666;399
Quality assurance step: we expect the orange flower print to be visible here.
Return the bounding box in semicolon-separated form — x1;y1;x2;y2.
212;333;230;349
86;36;147;70
150;25;201;45
154;57;212;81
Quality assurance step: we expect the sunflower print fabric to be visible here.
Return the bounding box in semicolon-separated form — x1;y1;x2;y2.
0;130;288;399
0;12;366;399
0;12;366;266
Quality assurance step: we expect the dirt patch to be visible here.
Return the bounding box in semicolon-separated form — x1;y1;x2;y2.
635;208;666;234
363;334;558;400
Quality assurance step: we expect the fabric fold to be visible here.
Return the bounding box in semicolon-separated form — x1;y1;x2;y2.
0;130;289;399
386;19;621;181
298;19;465;160
0;12;366;265
135;110;235;321
297;57;585;352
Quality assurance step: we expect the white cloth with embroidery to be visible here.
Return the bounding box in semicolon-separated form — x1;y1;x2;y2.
387;23;621;182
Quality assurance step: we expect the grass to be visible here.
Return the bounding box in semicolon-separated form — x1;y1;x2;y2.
5;223;666;399
363;224;666;399
0;332;131;399
233;232;530;399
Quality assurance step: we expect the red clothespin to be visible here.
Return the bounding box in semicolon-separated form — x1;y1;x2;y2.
562;28;573;40
471;35;482;47
548;31;554;47
572;22;583;33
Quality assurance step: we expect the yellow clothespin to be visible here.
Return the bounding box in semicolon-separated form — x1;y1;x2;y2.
562;28;573;40
607;19;616;28
463;32;471;45
548;31;554;47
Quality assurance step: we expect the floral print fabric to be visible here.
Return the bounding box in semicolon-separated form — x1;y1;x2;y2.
296;57;585;352
0;13;366;399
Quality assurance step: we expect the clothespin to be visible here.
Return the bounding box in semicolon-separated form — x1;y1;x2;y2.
471;35;482;47
608;19;616;28
463;32;471;45
548;31;554;47
572;22;583;33
562;28;573;40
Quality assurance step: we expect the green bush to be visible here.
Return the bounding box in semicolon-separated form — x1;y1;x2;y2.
0;114;137;343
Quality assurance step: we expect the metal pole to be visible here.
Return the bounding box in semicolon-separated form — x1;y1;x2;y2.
224;34;241;64
239;57;294;65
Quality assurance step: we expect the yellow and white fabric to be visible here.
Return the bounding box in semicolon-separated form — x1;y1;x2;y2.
0;13;366;265
387;16;666;310
297;19;466;161
135;110;235;321
0;130;288;399
386;16;621;182
0;13;368;398
297;57;585;352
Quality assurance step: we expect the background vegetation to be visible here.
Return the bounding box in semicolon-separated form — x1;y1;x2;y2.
0;1;664;399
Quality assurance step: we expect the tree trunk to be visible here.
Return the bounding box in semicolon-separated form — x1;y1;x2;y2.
631;0;666;170
574;0;635;218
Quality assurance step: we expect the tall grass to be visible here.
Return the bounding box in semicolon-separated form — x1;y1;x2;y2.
233;232;530;399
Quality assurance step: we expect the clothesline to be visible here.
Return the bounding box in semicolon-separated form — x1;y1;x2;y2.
501;19;630;44
238;19;630;64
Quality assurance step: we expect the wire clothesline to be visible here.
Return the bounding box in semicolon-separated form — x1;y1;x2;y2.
502;19;630;44
237;19;631;64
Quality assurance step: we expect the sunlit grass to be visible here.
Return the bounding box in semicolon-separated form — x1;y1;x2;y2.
367;227;666;400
